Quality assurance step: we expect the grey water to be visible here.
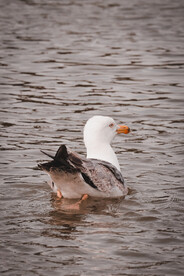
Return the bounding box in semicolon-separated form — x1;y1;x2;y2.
0;0;184;275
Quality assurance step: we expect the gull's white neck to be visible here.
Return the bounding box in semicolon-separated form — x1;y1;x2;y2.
86;143;120;171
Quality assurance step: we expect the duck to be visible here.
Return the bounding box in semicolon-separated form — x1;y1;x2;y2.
38;115;130;204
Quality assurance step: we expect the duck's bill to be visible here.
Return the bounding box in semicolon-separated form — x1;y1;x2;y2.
116;125;130;134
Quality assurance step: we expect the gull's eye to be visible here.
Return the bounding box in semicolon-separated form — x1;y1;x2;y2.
109;123;114;128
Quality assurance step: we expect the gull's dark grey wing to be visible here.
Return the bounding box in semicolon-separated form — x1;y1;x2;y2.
68;152;125;194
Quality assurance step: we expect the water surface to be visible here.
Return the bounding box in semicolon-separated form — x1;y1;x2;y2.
0;0;184;275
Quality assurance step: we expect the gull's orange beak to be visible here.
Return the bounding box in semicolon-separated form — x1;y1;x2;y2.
116;125;130;134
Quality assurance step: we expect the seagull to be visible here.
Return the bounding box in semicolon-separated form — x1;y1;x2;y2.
38;116;130;205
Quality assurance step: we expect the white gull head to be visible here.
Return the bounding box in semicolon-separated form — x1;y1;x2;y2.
83;115;130;171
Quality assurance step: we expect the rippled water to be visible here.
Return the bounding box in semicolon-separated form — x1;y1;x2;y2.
0;0;184;275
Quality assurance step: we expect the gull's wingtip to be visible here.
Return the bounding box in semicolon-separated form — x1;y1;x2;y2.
40;150;55;159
